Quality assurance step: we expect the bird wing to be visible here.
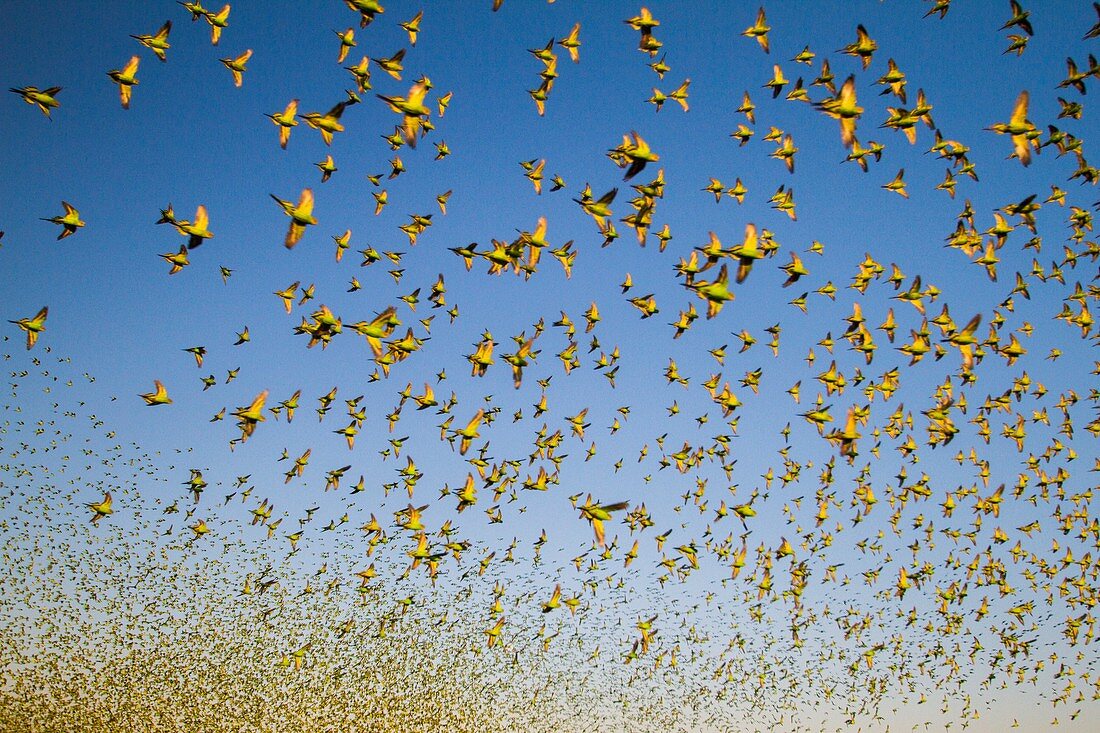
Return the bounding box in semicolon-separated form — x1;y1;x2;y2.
1010;90;1029;127
296;189;314;218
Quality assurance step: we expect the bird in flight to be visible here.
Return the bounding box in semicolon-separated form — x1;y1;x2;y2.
139;380;173;406
220;49;252;87
107;56;141;108
131;20;172;61
272;189;317;248
10;85;62;117
987;90;1038;166
377;82;431;148
266;99;299;149
41;202;85;239
9;306;48;350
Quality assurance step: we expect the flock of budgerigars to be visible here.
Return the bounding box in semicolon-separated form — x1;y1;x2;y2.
4;1;1100;731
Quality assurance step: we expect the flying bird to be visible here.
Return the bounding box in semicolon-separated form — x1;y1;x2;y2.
131;21;172;61
9;306;48;349
9;85;61;117
107;56;141;108
272;189;317;248
220;48;252;87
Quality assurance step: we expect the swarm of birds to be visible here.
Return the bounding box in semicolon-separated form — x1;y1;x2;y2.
4;1;1100;731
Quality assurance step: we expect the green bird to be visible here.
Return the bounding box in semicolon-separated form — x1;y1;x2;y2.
573;186;617;229
41;202;85;239
271;189;317;249
400;11;423;46
742;7;771;53
86;492;113;524
315;154;337;183
372;48;406;80
219;48;252;87
170;204;213;249
203;4;231;45
730;223;762;283
266;99;298;149
131;20;172;61
139;380;173;406
177;1;207;21
814;75;862;148
377;82;430;148
335;28;356;63
10;85;62;118
578;495;630;547
688;263;734;319
301;101;348;146
839;24;877;69
610;131;659;181
232;390;268;441
345;0;385;28
987;90;1038;166
9;306;48;350
107;56;140;109
161;245;190;274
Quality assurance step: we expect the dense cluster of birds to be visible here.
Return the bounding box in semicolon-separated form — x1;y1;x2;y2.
4;1;1100;731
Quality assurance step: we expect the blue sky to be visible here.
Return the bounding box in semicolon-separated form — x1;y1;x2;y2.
2;1;1100;730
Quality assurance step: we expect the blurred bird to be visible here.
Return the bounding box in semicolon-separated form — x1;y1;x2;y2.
271;189;317;248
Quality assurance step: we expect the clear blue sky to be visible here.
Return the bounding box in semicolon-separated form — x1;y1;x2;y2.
2;1;1099;730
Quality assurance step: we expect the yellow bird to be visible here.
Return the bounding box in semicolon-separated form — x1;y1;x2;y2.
140;380;172;406
131;20;172;62
335;28;356;63
987;90;1038;166
345;0;384;28
232;390;268;441
203;4;231;46
86;492;113;524
273;282;299;313
41;201;85;239
9;85;62;117
688;263;734;319
107;55;140;108
731;222;762;283
453;409;484;455
315;154;337;182
399;11;423;46
610;130;659;181
372;48;406;80
271;189;317;249
559;22;581;62
301;100;349;145
943;313;982;371
9;306;48;350
178;2;206;22
578;495;630;547
377;82;431;148
764;64;788;98
541;584;562;612
742;7;770;53
345;56;372;93
265;99;298;149
882;168;908;198
219;48;252;87
160;245;190;274
485;616;505;648
668;78;690;111
839;24;877;69
814;75;862;148
172;204;213;249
